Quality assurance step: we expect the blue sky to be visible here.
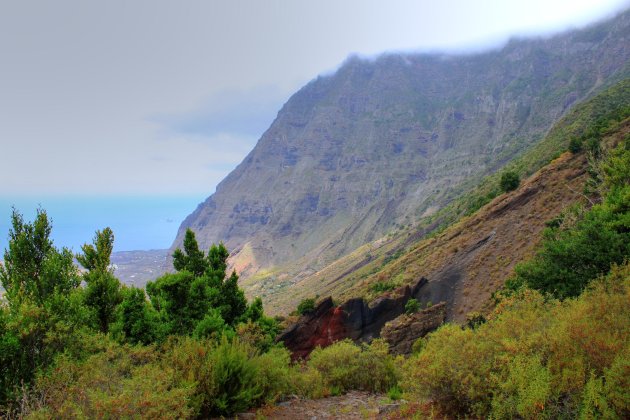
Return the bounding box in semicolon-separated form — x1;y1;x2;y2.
0;196;205;253
0;0;627;251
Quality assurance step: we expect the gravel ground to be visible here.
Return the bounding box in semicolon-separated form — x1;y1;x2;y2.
235;391;403;419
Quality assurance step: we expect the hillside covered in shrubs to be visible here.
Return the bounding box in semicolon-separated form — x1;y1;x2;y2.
0;107;628;418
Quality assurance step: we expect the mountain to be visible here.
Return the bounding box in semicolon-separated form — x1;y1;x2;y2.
269;78;630;316
278;83;630;357
172;11;630;310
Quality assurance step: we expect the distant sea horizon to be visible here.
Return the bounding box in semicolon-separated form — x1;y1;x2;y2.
0;195;206;254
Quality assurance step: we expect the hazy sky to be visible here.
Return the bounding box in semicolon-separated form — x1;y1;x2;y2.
1;0;628;196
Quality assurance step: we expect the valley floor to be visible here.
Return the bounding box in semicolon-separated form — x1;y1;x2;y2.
240;392;401;419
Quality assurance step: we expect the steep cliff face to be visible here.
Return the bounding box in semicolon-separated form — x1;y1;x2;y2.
277;278;428;360
173;12;630;300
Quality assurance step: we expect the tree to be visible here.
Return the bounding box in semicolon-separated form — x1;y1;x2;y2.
76;227;114;273
77;228;122;333
0;209;87;404
0;208;79;306
148;230;248;338
220;271;247;326
111;287;159;345
500;171;520;193
172;229;208;277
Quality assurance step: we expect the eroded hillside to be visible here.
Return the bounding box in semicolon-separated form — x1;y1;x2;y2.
254;79;630;317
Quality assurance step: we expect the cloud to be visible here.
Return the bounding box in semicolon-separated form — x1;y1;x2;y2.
153;86;288;139
0;0;626;196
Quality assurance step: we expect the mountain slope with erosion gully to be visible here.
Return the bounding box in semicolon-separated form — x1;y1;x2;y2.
278;115;630;357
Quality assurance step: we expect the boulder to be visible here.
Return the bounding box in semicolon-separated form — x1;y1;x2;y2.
380;302;447;355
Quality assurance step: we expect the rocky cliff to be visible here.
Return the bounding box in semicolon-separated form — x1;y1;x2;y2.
277;278;429;359
173;12;630;305
381;303;447;355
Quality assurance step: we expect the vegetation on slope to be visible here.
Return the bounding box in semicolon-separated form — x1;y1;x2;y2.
0;82;628;420
402;264;629;418
0;216;278;417
399;115;630;418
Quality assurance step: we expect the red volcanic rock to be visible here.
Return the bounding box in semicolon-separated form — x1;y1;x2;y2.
278;277;430;359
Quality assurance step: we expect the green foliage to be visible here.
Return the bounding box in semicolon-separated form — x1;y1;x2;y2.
203;336;262;416
172;229;208;277
0;208;79;306
172;228;229;279
405;298;420;314
308;339;399;394
0;212;281;416
387;385;403;401
111;287;159;345
220;271;248;325
512;188;629;299
22;342;194;419
569;136;583;153
0;210;90;406
509;135;630;299
500;170;520;192
402;265;630;417
490;355;552;419
296;297;316;315
76;227;114;274
149;229;248;338
383;249;404;265
77;228;122;333
193;308;229;339
370;281;395;293
253;347;293;404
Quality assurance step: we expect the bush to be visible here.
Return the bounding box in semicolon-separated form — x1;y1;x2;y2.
402;267;630;417
308;339;399;394
163;335;270;417
288;365;327;399
24;343;193;419
252;347;293;404
500;170;520;192
296;298;316;315
370;281;395;293
405;298;420;314
512;185;630;299
569;136;583;153
205;337;262;416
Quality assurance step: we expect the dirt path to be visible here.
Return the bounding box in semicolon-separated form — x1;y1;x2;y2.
238;391;403;419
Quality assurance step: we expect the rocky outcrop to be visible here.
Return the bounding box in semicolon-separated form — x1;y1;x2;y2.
173;12;630;310
381;302;447;355
278;278;428;359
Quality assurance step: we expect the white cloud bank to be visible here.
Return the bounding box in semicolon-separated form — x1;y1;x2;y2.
0;0;627;195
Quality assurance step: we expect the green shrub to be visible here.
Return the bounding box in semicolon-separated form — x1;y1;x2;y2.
308;339;398;394
490;355;553;419
24;342;193;419
569;136;583;153
500;170;520;192
206;337;262;416
370;281;395;293
512;184;630;299
388;385;403;401
252;347;293;404
402;266;630;417
296;298;316;315
288;365;327;399
405;298;420;314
